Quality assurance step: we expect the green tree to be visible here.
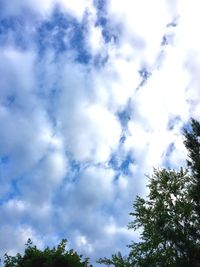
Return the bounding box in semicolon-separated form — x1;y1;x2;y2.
98;119;200;267
4;239;93;267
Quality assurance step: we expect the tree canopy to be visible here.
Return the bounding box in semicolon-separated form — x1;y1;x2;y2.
99;119;200;267
3;239;93;267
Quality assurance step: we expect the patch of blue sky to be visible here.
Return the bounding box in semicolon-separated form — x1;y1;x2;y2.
63;156;95;184
0;16;18;32
166;17;179;28
0;175;20;205
36;9;91;64
117;99;133;138
0;155;12;180
36;80;60;104
120;154;134;175
167;115;181;131
109;153;134;176
117;111;131;146
9;179;20;198
93;53;109;68
161;33;175;46
161;35;169;46
181;120;193;133
117;109;131;128
94;0;107;11
106;154;118;171
0;155;11;165
3;96;16;109
0;155;11;189
138;67;152;88
101;26;119;44
95;0;120;45
119;134;126;144
94;0;108;31
0;16;33;49
67;159;81;182
0;4;117;65
37;16;68;53
162;142;175;169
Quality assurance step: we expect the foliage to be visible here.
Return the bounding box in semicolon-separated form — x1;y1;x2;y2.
3;239;93;267
99;119;200;267
98;252;131;267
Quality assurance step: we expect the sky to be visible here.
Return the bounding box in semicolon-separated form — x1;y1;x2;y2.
0;0;200;266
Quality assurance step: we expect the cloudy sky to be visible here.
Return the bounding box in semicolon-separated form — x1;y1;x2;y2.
0;0;200;265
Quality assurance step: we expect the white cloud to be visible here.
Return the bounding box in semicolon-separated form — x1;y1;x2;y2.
63;166;115;212
0;225;43;257
87;25;104;55
58;0;95;21
107;0;173;65
55;61;122;163
75;234;93;253
0;49;55;181
38;147;68;186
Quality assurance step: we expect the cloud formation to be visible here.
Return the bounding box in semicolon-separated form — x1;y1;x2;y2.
0;1;200;266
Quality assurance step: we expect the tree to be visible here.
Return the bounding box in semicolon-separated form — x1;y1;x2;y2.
184;119;200;223
98;119;200;267
3;239;93;267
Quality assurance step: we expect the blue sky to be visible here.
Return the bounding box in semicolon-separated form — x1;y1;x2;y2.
0;0;200;266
